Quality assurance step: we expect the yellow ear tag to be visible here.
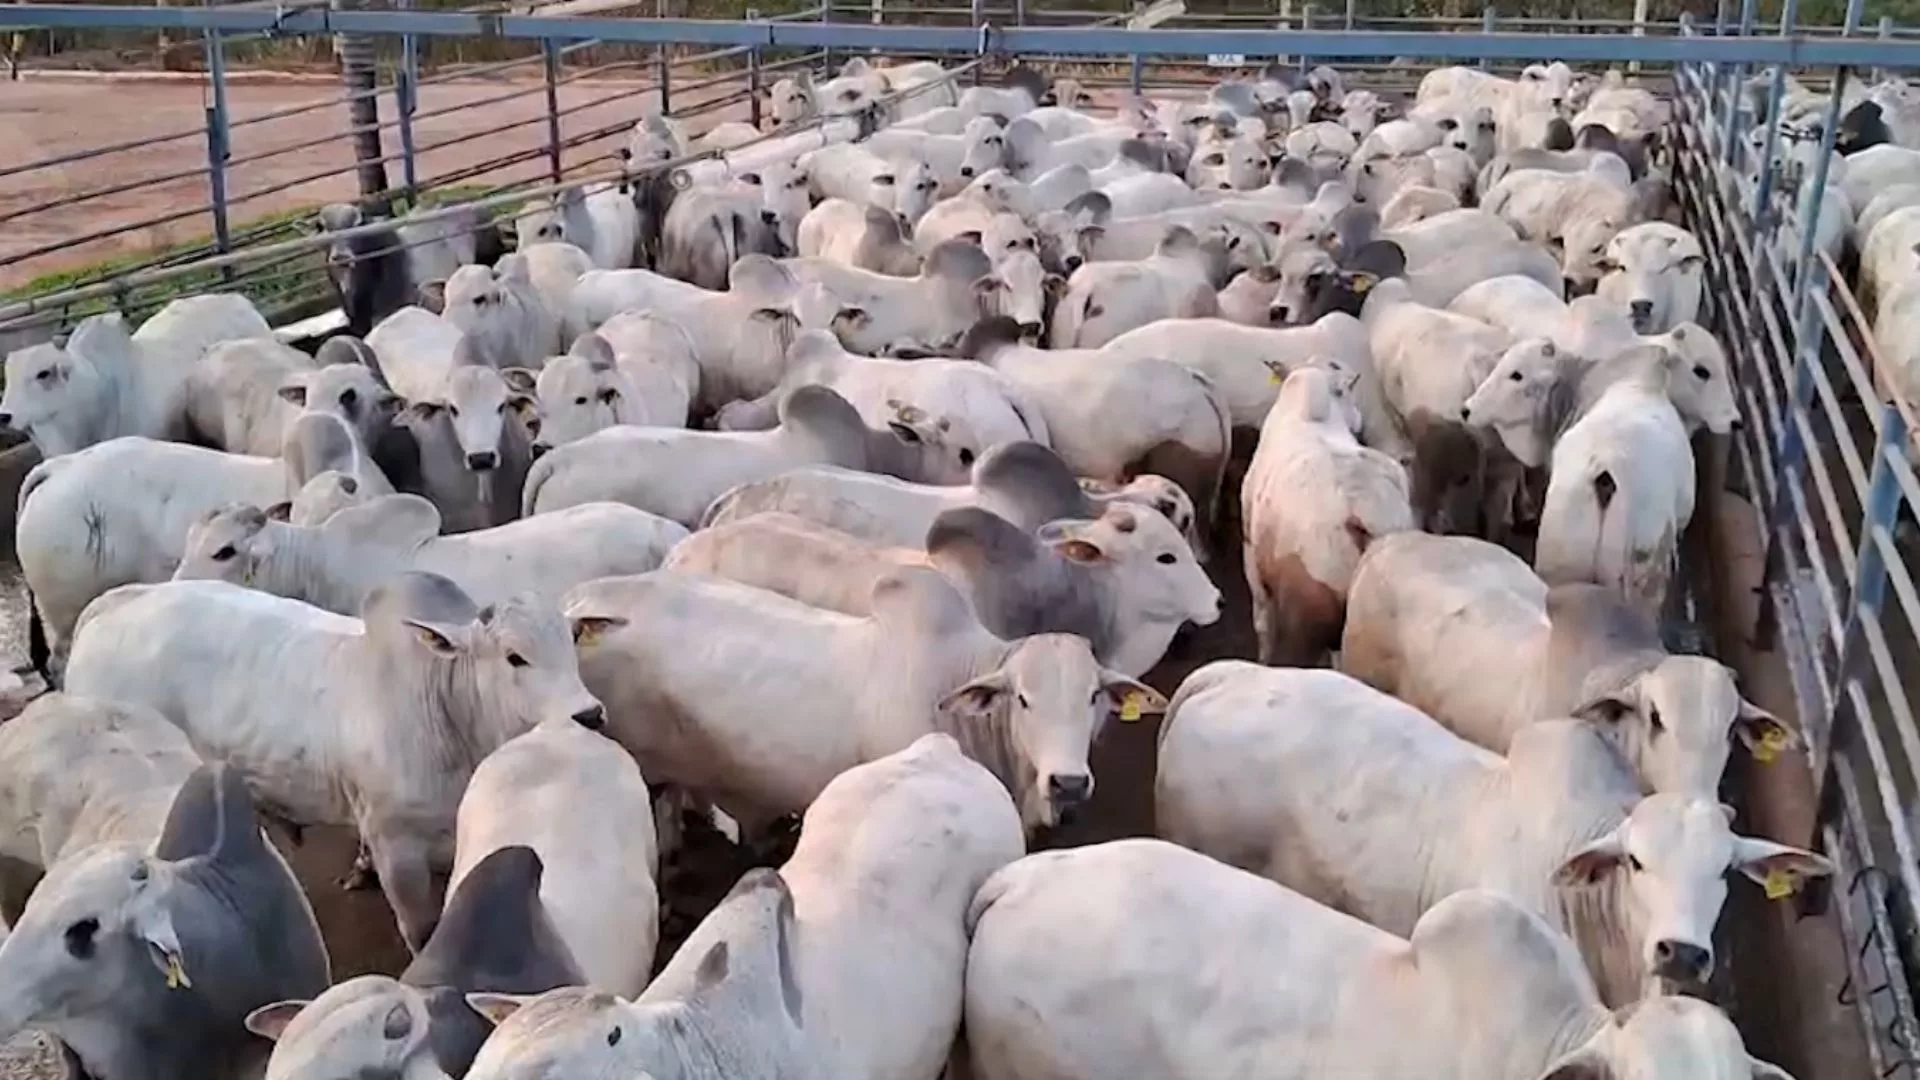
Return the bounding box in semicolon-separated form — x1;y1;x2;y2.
1763;868;1795;901
1753;727;1790;765
163;953;192;990
1350;272;1377;294
1119;693;1144;722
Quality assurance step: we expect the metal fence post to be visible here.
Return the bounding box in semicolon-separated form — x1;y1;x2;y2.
1343;0;1354;31
656;45;672;116
1720;0;1759;161
1298;4;1313;78
540;39;564;185
1748;0;1798;227
747;8;763;129
1791;63;1849;305
970;0;984;87
822;0;835;75
201;25;233;283
1130;52;1143;97
1479;5;1494;71
395;0;419;203
1819;404;1911;806
1015;0;1026;27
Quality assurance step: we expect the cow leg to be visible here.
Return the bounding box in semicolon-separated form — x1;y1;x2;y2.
365;825;442;954
1244;545;1279;665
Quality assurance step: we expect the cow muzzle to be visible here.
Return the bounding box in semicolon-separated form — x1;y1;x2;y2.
1047;773;1093;824
465;450;499;471
570;704;606;731
1651;939;1712;984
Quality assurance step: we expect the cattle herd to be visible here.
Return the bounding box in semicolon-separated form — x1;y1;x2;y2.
0;46;1915;1080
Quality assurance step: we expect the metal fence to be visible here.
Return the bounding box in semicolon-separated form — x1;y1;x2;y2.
0;3;1918;1073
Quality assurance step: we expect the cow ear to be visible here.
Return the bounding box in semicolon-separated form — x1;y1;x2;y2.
417;280;448;314
244;1000;310;1041
500;367;538;394
1571;683;1639;725
1749;1056;1797;1080
1044;273;1068;298
277;379;310;407
1553;829;1628;886
465;993;538;1027
1100;672;1167;722
1734;702;1796;764
407;401;444;422
1731;837;1834;899
1039;521;1110;564
404;619;463;657
265;502;294;523
937;672;1009;717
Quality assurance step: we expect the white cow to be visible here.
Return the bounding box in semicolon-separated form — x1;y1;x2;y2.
0;294;270;458
0;693;203;872
663;512;932;617
452;718;657;997
1465;345;1696;614
783;241;1004;356
1156;662;1833;1005
965;841;1796;1080
1241;367;1413;665
1342;532;1794;796
564;568;1163;833
962;316;1233;545
562;257;806;414
535;317;700;440
1596;223;1705;333
1447;274;1569;341
16;436;293;670
520;385;927;525
1049;227;1221;348
63;572;603;953
1098;315;1406;459
438;256;561;369
512;185;642;271
700;443;1198;555
364;305;467;404
715;329;1046;484
795;200;923;276
462;733;1023;1080
1482;157;1640;288
172;494;686;617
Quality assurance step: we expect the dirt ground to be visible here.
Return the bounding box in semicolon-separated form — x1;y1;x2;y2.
0;68;756;291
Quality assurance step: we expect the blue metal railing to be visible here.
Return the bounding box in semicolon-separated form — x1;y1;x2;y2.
1671;26;1920;1075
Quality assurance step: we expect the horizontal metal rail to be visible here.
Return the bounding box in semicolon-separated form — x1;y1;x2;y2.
1;7;1916;66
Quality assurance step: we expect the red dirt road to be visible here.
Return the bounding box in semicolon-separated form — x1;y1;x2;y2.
0;70;748;291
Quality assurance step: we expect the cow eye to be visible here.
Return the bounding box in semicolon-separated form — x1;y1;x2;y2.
1016;693;1030;709
1508;370;1524;382
35;368;53;382
598;388;620;404
64;917;99;959
447;404;461;417
958;448;976;466
496;402;509;415
1626;854;1644;872
507;651;530;668
1648;704;1665;733
1692;364;1711;381
211;544;238;562
575;396;590;406
1156;552;1177;565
